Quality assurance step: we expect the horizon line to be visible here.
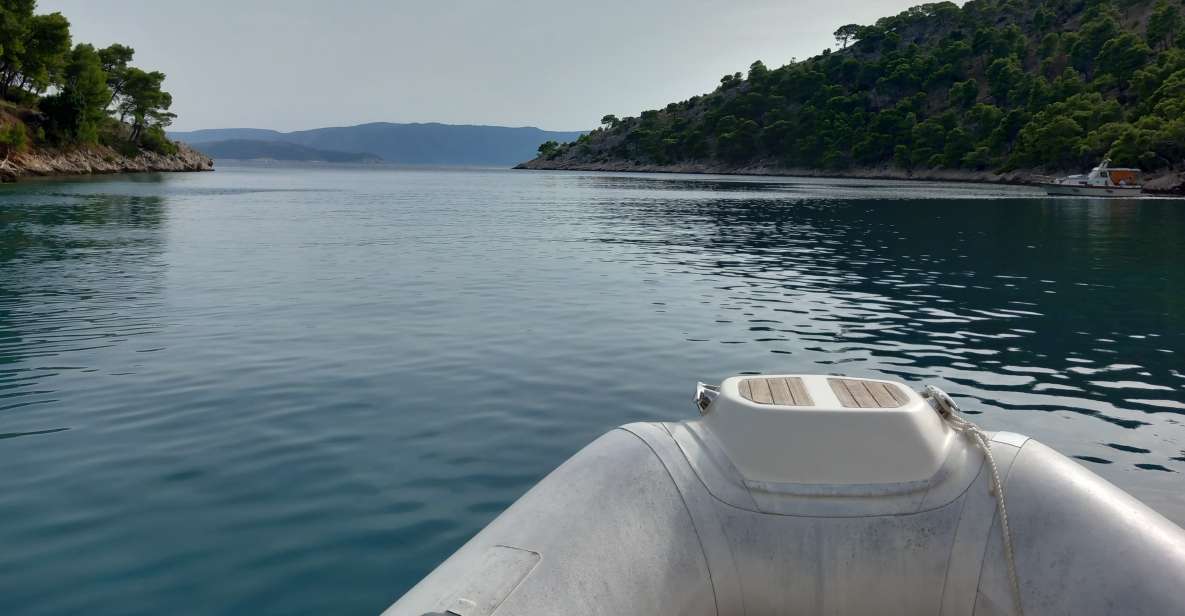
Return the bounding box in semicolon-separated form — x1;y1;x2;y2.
169;121;591;134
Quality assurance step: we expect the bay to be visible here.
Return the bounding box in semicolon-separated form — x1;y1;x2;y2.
1;164;1182;615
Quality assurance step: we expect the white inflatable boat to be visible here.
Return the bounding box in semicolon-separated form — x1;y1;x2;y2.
383;374;1185;616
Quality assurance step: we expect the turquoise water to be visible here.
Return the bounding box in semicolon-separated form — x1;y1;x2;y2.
1;164;1182;615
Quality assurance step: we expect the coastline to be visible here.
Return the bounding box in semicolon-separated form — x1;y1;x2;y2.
515;160;1185;195
0;142;213;183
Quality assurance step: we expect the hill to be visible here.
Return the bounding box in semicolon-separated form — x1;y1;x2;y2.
165;128;285;143
521;0;1185;190
171;123;586;166
0;4;209;181
196;139;381;163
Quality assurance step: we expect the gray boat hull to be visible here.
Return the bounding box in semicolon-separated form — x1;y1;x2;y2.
384;422;1185;615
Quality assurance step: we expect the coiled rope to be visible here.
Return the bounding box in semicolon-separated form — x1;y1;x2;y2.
923;385;1024;616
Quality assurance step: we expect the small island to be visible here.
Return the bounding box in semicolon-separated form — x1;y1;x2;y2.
0;2;210;182
520;0;1185;194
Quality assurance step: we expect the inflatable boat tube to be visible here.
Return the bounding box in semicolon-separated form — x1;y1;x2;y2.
383;374;1185;615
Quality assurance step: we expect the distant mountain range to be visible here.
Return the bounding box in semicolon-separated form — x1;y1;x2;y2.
169;122;586;166
195;139;382;163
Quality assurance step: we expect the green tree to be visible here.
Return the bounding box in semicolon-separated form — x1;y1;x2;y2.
14;12;71;94
40;44;108;143
1052;67;1085;99
716;118;759;161
0;0;37;97
718;72;743;90
936;40;972;67
962;146;993;169
1147;0;1182;50
1034;5;1055;32
1095;33;1152;85
98;43;134;110
0;3;73;98
834;24;861;49
1151;67;1185;117
0;121;27;155
117;67;173;141
965;103;1004;143
1070;12;1120;73
537;140;560;159
854;25;886;50
1039;33;1060;59
65;44;112;109
538;0;1185;176
986;56;1024;103
893;143;911;168
950;79;979;107
747;60;769;86
0;2;190;155
912;118;947;166
943;127;974;167
1018;115;1084;167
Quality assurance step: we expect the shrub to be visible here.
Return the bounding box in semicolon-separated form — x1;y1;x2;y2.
0;122;28;154
39;91;84;145
536;140;560;159
139;125;177;155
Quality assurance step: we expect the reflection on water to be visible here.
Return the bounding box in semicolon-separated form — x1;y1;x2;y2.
1;190;168;444
590;180;1184;427
0;166;1181;615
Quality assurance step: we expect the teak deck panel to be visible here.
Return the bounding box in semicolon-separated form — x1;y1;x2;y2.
740;377;907;408
827;378;908;409
738;377;814;406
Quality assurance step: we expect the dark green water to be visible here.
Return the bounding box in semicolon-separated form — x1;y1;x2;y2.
1;165;1182;615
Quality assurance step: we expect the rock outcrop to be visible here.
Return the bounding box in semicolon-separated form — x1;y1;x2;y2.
0;142;213;182
1143;171;1185;195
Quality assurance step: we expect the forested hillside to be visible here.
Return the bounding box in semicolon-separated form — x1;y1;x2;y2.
528;0;1185;176
0;0;191;171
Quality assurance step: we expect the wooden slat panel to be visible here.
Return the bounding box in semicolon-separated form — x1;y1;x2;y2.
846;380;878;408
886;383;909;406
831;378;910;408
829;378;857;408
768;378;793;405
738;379;752;401
744;377;903;407
787;377;814;406
866;382;899;407
750;378;774;404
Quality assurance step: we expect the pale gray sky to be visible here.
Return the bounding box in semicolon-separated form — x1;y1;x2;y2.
43;0;917;132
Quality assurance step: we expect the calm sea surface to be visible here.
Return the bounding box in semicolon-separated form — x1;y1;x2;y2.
1;164;1182;614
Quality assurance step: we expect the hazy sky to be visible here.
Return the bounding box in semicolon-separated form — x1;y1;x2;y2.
43;0;918;132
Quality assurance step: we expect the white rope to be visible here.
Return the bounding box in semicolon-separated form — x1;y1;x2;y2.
923;385;1024;616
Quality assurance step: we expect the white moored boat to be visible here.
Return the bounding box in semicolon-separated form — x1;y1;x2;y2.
383;374;1185;616
1044;158;1143;197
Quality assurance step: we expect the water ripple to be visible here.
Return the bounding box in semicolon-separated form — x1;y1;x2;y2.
0;167;1181;615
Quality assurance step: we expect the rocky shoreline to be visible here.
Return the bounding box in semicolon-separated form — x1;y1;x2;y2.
0;142;213;182
515;159;1185;195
